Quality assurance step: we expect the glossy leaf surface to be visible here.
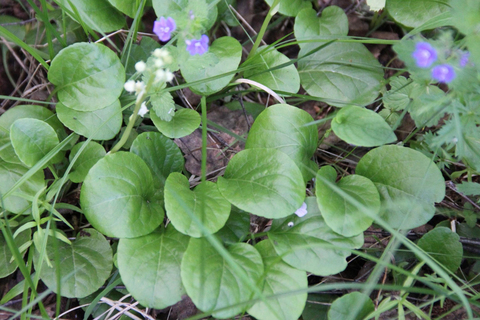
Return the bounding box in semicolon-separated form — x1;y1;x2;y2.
386;0;451;28
328;292;374;320
151;108;201;139
264;0;312;17
69;141;106;183
417;227;463;273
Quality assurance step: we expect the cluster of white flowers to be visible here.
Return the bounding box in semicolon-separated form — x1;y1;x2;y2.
123;48;174;117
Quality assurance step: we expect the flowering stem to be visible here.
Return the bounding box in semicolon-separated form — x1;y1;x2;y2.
201;96;208;183
109;77;153;154
247;0;281;60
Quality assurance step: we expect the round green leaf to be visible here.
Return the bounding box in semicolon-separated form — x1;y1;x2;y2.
153;0;217;30
80;152;164;238
0;160;46;214
56;100;122;140
298;42;384;107
417;227;463;273
294;7;348;49
69;141;106;183
331;105;397;147
165;173;231;237
117;225;190;309
181;37;242;95
34;229;112;298
264;0;312;17
243;46;300;94
181;239;264;318
247;240;308;320
268;197;363;276
10;118;60;167
356;145;446;230
151;108;201;139
217;148;305;219
328;292;374;320
107;0;140;17
246;104;318;181
0;229;31;278
57;0;125;32
386;0;451;29
316;166;380;237
130;132;184;189
48;43;125;111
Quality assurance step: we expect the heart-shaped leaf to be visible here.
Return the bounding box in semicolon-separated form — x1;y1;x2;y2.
386;0;451;29
246;104;318;181
0;160;45;214
48;43;125;111
181;37;242;96
247;240;308;320
298;42;384;107
80;152;164;238
268;197;363;276
316;166;380;237
328;292;374;320
331;105;396;147
10;118;61;167
417;227;463;273
264;0;312;17
151;108;201;139
56;101;122;140
117;225;190;309
356;145;445;229
215;206;251;245
164;172;231;237
107;0;141;17
130;132;184;190
68;141;106;183
294;6;348;49
244;46;300;94
34;229;112;298
217;148;305;219
181;239;264;318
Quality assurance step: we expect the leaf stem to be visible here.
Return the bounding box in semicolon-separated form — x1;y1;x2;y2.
247;0;281;60
201;96;208;183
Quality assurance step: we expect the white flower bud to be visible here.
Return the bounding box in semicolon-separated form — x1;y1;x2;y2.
134;81;145;94
138;102;149;117
155;69;166;83
124;80;135;92
135;61;147;72
165;70;174;82
154;58;164;68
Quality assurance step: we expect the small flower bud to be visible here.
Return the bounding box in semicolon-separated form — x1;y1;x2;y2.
135;61;147;72
134;81;145;94
294;202;307;218
138;102;149;117
124;80;135;92
154;58;164;68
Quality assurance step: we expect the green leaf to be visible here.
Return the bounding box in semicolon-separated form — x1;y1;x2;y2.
246;104;318;181
56;100;122;140
386;0;451;29
331;105;396;147
268;197;363;276
298;42;384;107
0;16;26;41
328;292;374;320
80;152;164;238
417;227;463;273
451;0;480;34
181;238;264;318
10;119;61;167
217;148;305;219
34;229;112;298
456;182;480;196
302;294;335;320
181;36;242;96
0;229;31;278
244;46;300;94
152;0;218;31
294;7;348;49
117;225;189;309
164;172;231;237
107;0;141;17
48;43;125;111
383;76;417;111
130;132;184;189
215;206;251;245
247;240;308;320
68;141;106;183
57;0;125;32
316;166;380;237
356;145;445;229
264;0;312;17
151;108;201;139
150;91;176;122
0;160;45;214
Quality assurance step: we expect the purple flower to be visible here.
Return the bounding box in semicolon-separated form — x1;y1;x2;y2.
432;64;456;83
153;17;176;42
185;35;209;56
460;51;470;67
412;42;437;68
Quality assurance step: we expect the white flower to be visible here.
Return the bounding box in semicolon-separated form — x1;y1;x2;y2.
294;202;307;218
154;58;164;68
124;80;135;92
138;102;149;117
153;48;172;64
287;222;294;227
135;61;147;72
155;69;166;82
165;70;174;82
134;81;145;94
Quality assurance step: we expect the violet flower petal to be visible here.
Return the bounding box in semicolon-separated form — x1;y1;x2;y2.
432;64;456;83
186;35;209;55
153;17;176;42
412;42;437;68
